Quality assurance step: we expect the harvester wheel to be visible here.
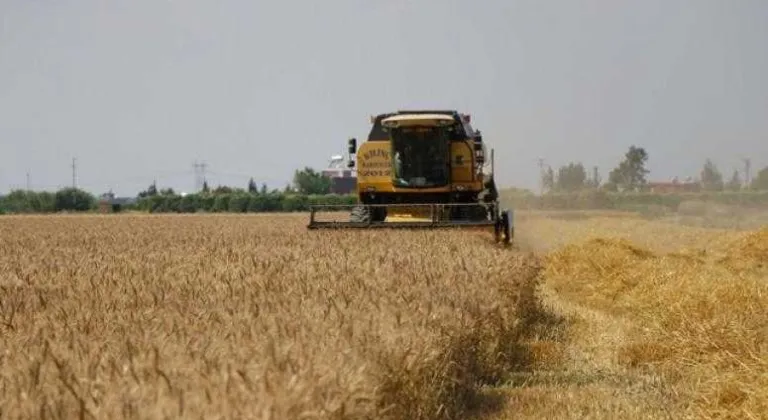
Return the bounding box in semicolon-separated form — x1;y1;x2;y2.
501;210;512;245
494;213;502;242
350;205;371;223
494;209;512;245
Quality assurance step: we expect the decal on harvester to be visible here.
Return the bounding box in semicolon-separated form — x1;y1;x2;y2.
359;148;392;177
362;149;390;160
359;169;392;177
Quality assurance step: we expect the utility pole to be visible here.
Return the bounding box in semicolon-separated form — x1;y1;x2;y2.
26;171;30;191
743;158;751;188
538;158;545;195
193;161;199;191
71;157;77;188
193;160;208;192
593;166;600;188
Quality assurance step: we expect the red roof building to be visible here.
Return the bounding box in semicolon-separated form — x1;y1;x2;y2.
647;177;700;193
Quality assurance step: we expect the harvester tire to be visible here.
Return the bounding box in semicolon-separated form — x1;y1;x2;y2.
501;210;512;244
350;205;371;223
494;209;512;245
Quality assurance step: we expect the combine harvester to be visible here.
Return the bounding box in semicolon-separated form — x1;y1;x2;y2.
307;110;513;245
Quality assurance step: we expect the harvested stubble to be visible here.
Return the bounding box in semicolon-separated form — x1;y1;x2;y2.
543;226;768;419
0;213;544;419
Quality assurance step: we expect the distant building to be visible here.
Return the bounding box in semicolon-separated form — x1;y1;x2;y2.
322;155;357;194
98;191;137;213
647;177;700;193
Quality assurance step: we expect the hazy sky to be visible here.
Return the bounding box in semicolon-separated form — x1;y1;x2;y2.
2;0;767;196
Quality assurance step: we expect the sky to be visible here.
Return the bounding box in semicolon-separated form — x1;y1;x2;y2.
1;0;767;196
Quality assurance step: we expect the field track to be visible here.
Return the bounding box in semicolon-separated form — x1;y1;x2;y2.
0;212;766;419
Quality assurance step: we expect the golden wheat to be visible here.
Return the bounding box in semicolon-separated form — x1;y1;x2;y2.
4;211;766;419
537;218;768;419
0;213;544;420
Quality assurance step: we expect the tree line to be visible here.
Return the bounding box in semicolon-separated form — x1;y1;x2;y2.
0;166;353;214
0;188;96;214
5;185;768;215
137;167;335;198
541;145;768;193
503;188;768;213
0;187;358;214
3;148;768;214
0;167;343;214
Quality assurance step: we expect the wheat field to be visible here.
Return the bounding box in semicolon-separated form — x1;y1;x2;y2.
488;212;768;420
0;213;546;420
0;211;766;419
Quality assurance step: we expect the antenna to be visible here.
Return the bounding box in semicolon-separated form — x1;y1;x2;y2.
491;148;495;179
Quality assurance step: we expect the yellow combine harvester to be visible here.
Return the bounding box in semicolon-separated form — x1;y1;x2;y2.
307;110;513;244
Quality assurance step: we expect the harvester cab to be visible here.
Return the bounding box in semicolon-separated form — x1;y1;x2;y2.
308;110;513;245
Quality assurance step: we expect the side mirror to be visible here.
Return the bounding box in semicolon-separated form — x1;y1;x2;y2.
347;138;357;168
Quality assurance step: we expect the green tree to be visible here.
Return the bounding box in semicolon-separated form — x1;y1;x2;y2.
700;159;724;191
751;166;768;190
608;145;649;191
55;187;95;211
248;178;258;193
725;169;742;191
32;191;56;213
292;167;331;195
2;190;35;213
228;192;250;212
179;194;200;213
555;162;587;192
212;185;234;195
541;166;555;193
211;194;230;212
138;181;158;198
